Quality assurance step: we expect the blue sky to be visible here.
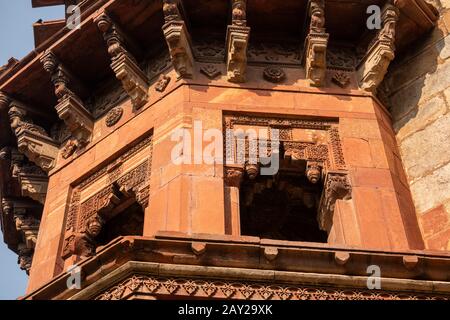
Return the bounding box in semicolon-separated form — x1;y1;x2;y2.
0;1;65;300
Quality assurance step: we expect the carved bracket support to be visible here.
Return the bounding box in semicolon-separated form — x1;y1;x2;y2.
224;165;244;187
5;148;49;205
317;171;352;232
8;101;58;172
226;0;250;83
357;4;399;92
226;26;250;83
304;0;329;87
40;51;93;153
95;13;149;110
162;1;195;79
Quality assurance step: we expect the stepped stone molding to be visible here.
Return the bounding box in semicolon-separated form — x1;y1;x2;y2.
95;12;149;110
40;51;93;155
357;3;399;92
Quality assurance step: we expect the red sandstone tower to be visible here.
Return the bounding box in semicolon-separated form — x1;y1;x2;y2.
0;0;449;300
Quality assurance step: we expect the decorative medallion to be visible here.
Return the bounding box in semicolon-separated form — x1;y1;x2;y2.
105;106;123;127
200;64;222;79
263;66;286;83
332;72;350;88
155;74;171;92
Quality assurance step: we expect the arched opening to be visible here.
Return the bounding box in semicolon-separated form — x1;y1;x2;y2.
239;169;327;243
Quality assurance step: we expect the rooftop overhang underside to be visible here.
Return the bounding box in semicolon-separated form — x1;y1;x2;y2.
0;0;439;147
1;0;438;96
23;234;450;300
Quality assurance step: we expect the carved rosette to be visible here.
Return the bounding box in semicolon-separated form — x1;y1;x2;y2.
357;4;399;92
263;66;286;83
105;106;123;127
95;13;150;110
304;0;329;87
317;172;352;232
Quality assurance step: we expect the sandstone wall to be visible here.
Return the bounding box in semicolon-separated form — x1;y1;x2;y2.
385;0;450;250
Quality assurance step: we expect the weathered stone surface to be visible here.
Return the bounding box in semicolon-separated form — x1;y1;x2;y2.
410;161;450;213
394;95;447;141
400;113;450;180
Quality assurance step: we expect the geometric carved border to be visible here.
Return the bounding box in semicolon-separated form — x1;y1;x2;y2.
62;133;153;258
223;113;346;171
95;274;449;300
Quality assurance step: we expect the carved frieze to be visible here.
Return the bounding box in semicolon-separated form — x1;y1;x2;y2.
162;1;195;79
248;43;302;66
40;51;93;153
62;134;153;259
304;0;329;87
193;39;226;62
8;103;58;172
357;4;399;92
95;13;149;110
95;274;449;300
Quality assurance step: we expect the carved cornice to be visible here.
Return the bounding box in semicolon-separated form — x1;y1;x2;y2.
162;1;195;79
95;13;149;110
40;50;93;153
304;0;329;87
8;102;58;172
357;4;399;92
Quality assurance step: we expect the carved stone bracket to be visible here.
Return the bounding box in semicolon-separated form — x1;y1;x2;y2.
304;0;329;87
4;148;49;205
8;101;58;172
357;4;399;92
226;0;250;83
317;171;352;232
3;199;43;274
224;165;244;187
40;51;93;152
162;1;195;79
95;13;149;110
